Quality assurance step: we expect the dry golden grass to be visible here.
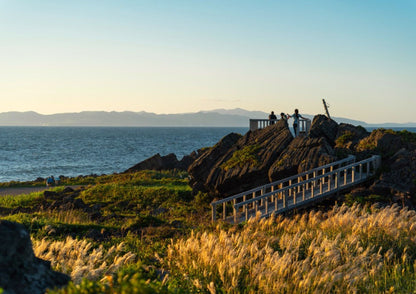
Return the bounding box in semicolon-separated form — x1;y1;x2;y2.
165;204;416;293
33;237;136;284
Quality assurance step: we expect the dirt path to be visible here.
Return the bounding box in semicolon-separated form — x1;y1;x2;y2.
0;186;82;196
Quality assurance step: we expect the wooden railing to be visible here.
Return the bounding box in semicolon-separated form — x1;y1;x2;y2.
249;118;311;133
211;155;361;223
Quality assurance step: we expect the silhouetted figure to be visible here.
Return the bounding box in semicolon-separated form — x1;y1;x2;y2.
280;112;288;121
268;111;277;125
288;109;304;136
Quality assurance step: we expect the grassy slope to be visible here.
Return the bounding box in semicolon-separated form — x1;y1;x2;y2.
1;171;416;293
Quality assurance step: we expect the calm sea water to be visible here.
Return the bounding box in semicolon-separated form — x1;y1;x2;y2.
0;127;247;182
1;126;415;183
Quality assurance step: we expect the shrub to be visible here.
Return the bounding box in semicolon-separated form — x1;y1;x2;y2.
335;130;354;147
221;145;261;171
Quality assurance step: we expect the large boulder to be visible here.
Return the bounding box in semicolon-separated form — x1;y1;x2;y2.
356;129;405;156
188;120;293;196
187;132;243;195
335;123;369;150
268;136;337;182
124;153;180;173
308;115;339;144
371;148;416;202
0;220;70;294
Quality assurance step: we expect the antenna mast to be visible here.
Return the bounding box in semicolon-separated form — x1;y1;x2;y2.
322;99;331;119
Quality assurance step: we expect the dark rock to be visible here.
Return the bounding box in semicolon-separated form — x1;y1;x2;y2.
369;182;393;196
0;220;70;293
170;220;183;228
177;151;199;171
335;123;369;150
308;115;339;144
356;129;404;156
188;120;293;196
44;190;59;200
188;132;243;194
125;153;180;173
151;207;169;216
374;148;416;199
62;187;74;193
269;136;337;181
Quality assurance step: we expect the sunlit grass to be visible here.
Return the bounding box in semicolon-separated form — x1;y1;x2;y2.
165;204;416;293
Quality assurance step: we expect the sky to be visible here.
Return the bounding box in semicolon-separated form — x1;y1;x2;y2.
0;1;415;123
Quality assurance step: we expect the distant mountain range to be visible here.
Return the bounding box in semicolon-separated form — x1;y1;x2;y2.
0;109;414;128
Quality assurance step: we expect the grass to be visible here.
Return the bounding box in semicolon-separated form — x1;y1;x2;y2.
2;170;416;293
221;145;261;171
165;204;416;293
335;130;355;147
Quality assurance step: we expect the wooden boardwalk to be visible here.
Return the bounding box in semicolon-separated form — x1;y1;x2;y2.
211;155;381;224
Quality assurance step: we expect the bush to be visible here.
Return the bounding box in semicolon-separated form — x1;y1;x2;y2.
221;145;261;171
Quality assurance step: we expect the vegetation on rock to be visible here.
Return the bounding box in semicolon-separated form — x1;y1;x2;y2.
221;145;261;171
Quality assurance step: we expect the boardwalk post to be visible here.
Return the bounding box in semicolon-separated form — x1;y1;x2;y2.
352;166;355;182
283;190;287;208
302;183;306;201
293;188;296;204
275;192;279;211
265;196;269;215
233;199;237;221
223;203;226;220
344;169;347;185
335;171;338;189
320;180;323;194
211;203;216;222
313;171;316;188
327;175;331;192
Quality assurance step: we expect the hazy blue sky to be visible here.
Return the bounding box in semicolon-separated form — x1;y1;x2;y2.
1;1;415;123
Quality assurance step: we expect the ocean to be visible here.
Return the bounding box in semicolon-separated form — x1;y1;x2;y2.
0;127;247;183
0;126;415;183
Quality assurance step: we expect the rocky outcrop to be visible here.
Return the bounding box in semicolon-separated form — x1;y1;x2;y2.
0;220;70;294
188;120;294;196
309;115;339;144
356;129;405;156
124;151;200;173
187;132;243;195
269;136;336;182
126;114;416;205
335;123;369;151
371;148;416;201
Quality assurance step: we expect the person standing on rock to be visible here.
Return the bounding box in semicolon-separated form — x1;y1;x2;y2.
268;111;277;125
288;109;305;136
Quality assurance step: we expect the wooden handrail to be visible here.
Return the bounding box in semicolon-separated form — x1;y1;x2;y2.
211;155;355;206
211;154;381;223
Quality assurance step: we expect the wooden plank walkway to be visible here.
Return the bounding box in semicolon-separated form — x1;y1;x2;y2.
211;155;381;224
